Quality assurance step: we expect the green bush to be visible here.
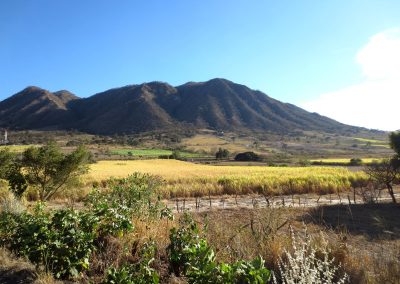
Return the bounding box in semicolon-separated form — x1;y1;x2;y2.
87;173;171;221
0;203;97;279
234;152;261;162
103;241;159;284
0;173;172;280
349;158;363;166
86;192;134;237
168;214;271;283
216;148;230;160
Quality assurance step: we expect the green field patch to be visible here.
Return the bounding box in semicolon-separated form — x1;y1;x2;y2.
110;148;207;158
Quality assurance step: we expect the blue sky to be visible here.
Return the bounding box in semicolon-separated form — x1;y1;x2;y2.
1;0;400;130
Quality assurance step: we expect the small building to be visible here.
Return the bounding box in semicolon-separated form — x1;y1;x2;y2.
1;129;9;145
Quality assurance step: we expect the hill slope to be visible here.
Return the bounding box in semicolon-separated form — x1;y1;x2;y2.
0;87;79;130
0;79;358;134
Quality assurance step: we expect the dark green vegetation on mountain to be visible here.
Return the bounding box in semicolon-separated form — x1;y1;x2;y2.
0;79;367;135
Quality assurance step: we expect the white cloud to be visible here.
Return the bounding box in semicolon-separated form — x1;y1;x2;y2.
302;29;400;131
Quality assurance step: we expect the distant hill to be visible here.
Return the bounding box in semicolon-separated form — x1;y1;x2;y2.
0;86;79;130
0;79;362;135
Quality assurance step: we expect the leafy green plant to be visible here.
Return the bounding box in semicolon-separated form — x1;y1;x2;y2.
103;241;160;284
104;266;135;284
168;213;271;283
86;192;134;237
0;203;97;279
217;256;271;284
87;173;170;221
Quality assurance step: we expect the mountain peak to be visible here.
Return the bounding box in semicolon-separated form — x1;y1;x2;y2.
18;86;50;96
0;79;359;135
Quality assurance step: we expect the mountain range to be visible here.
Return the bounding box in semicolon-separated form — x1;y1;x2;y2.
0;78;360;135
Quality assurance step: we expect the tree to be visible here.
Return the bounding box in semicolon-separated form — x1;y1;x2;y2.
0;149;27;198
0;148;15;179
389;131;400;157
365;158;399;203
363;131;400;204
215;148;229;160
234;152;261;162
170;150;181;160
21;142;90;201
349;158;363;166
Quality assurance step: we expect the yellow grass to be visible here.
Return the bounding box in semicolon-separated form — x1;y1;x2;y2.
181;134;255;153
0;145;40;153
353;137;386;144
310;158;382;163
87;160;367;198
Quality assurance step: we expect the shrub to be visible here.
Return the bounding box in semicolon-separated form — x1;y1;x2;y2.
216;148;229;160
298;159;311;167
168;214;271;283
273;227;349;284
103;241;160;284
87;173;170;221
0;203;97;279
349;158;362;166
234;152;261;162
170;150;181;160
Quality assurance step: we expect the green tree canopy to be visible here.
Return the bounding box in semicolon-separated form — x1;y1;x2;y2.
0;148;15;179
215;148;229;160
22;142;91;201
389;131;400;157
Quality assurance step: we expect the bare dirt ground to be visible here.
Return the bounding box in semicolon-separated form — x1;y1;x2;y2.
167;188;400;213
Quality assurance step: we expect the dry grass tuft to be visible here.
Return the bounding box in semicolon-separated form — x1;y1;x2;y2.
0;247;61;284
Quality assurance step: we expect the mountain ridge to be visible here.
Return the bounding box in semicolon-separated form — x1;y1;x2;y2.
0;78;363;135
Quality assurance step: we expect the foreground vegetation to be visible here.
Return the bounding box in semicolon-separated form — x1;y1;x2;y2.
3;174;397;283
0;175;273;283
1;180;399;283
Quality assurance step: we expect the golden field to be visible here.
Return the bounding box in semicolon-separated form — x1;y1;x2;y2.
0;145;41;153
87;159;368;198
310;158;383;164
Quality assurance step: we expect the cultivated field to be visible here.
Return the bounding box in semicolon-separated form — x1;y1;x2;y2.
310;158;383;164
0;145;41;153
87;159;367;198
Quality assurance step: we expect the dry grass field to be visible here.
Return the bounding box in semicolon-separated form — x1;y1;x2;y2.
181;134;261;154
310;158;383;164
87;159;367;198
0;145;41;153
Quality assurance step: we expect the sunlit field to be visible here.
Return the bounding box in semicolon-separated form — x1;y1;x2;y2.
0;145;40;153
87;159;367;198
310;158;383;164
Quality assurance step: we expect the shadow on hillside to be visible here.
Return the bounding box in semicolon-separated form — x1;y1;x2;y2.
301;203;400;240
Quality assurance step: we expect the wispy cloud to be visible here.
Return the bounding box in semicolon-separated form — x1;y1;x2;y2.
301;29;400;131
